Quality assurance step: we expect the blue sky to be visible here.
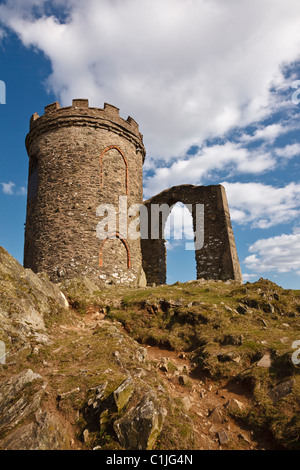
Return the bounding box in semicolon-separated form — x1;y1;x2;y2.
0;0;299;289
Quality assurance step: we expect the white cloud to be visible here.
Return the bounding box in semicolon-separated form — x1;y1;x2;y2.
239;123;294;144
244;232;300;274
143;121;300;197
242;273;259;282
165;239;184;251
1;0;300;158
144;141;276;197
165;202;194;241
275;143;300;159
1;181;26;196
16;186;27;196
223;182;300;228
1;181;15;195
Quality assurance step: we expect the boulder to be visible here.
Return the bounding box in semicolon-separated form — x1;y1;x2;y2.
25;270;69;309
225;399;244;413
178;375;189;386
218;430;230;446
237;304;249;315
114;391;166;450
268;379;295;403
181;396;192;411
220;334;243;346
113;377;134;412
257;354;272;368
209;407;223;424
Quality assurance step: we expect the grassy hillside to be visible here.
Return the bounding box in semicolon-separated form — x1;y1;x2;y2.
60;277;300;449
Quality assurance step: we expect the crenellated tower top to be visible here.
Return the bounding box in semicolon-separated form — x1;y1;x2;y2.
26;99;146;162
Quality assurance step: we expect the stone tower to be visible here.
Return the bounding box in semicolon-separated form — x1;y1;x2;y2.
24;99;146;286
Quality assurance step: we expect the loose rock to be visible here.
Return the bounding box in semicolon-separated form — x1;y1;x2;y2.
114;391;166;450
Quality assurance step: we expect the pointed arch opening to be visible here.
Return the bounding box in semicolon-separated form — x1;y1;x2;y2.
99;232;131;269
100;145;128;195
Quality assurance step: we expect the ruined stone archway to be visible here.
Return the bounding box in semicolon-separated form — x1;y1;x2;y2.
141;184;242;285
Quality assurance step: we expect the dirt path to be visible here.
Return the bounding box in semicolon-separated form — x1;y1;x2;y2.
78;309;258;450
145;346;256;450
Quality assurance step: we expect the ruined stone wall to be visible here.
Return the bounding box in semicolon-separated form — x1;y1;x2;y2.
141;184;242;285
24;99;146;285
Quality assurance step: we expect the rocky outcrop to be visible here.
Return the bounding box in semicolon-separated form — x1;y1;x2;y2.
0;369;71;450
0;247;69;362
114;391;166;450
0;410;72;450
268;379;295;403
0;369;44;437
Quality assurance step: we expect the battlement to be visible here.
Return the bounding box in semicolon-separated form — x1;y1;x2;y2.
27;99;145;159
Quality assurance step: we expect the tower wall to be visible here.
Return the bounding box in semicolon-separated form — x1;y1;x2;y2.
24;99;146;285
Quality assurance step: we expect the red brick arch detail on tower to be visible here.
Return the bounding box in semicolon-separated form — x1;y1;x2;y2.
99;232;131;269
100;145;129;195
